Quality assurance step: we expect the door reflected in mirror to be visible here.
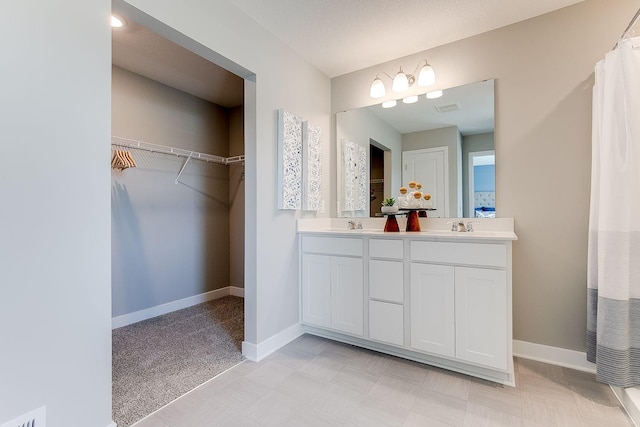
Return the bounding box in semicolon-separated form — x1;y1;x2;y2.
336;79;495;218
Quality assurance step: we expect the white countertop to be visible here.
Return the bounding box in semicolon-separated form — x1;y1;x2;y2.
297;217;518;242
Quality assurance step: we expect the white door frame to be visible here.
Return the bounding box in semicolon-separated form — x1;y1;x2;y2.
467;150;495;218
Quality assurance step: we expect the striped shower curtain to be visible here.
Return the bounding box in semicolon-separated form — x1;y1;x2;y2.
587;37;640;387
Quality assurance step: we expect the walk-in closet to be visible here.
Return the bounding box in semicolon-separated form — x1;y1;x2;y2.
110;13;245;427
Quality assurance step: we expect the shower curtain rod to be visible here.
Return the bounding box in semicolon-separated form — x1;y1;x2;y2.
111;136;245;166
613;7;640;50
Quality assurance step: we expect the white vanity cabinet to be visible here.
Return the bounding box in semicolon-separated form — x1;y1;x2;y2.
410;241;509;371
301;236;364;336
298;220;516;386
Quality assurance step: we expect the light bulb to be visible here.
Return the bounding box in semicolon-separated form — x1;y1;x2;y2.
370;78;386;99
417;63;435;86
382;100;397;108
111;15;125;28
403;95;418;104
426;90;443;99
392;68;409;92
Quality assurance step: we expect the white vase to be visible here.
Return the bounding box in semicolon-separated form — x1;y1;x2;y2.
381;206;398;214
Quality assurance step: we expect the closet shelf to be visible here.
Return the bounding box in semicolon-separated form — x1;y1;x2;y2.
111;136;245;166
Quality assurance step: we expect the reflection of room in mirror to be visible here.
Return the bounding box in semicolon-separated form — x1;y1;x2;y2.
369;144;385;217
470;151;495;218
341;139;368;212
336;79;495;218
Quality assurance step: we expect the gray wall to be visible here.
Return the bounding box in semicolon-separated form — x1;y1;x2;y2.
0;0;113;425
462;132;495;216
333;0;640;352
403;126;462;217
111;66;234;317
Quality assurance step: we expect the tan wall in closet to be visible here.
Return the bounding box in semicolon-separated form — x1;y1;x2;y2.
111;65;233;317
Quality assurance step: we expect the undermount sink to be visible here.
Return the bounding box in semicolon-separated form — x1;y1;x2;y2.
425;230;496;237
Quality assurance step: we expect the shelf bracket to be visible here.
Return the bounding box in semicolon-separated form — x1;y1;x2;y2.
175;155;192;184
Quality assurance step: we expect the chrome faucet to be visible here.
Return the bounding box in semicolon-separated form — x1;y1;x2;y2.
347;220;362;230
447;220;470;232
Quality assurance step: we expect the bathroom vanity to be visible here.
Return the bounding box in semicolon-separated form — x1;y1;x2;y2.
298;217;518;386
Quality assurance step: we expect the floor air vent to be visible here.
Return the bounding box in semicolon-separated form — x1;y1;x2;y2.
0;406;46;427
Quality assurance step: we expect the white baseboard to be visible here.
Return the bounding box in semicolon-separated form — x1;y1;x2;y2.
229;285;245;298
513;339;596;373
242;323;304;362
112;286;245;329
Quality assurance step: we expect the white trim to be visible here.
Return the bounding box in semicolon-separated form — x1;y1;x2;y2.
242;322;304;362
611;386;640;427
229;286;245;298
513;339;596;373
112;286;244;329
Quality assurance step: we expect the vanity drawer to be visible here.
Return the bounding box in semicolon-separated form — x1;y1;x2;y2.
369;300;404;346
369;239;403;259
302;236;363;257
411;241;506;268
369;260;403;303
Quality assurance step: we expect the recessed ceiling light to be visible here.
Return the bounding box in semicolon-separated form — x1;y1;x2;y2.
403;95;418;104
426;90;443;99
382;100;397;108
111;15;126;28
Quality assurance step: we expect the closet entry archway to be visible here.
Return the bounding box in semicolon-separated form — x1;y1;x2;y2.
110;2;256;425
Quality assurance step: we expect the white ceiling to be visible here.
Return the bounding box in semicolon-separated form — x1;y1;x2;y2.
227;0;584;78
112;0;583;108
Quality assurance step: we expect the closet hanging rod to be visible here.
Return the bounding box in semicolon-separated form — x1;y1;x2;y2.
613;7;640;50
111;136;245;165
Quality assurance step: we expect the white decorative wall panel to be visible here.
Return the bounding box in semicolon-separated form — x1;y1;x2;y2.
302;122;323;211
277;109;303;210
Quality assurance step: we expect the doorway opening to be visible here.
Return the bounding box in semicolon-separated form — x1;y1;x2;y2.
369;139;392;217
468;150;496;218
110;2;255;425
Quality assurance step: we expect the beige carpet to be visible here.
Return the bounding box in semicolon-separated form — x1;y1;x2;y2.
112;296;244;427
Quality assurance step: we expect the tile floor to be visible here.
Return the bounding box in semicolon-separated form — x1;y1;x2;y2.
132;334;633;427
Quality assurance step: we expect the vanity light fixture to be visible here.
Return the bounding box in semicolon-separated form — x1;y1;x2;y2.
426;90;443;99
111;14;126;28
382;100;397;108
369;59;435;99
403;95;418;104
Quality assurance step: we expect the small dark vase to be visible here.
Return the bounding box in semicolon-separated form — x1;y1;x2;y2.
406;211;421;232
384;215;400;232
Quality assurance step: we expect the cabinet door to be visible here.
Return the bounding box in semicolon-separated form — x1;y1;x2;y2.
410;263;455;357
455;267;507;370
331;256;364;336
301;254;331;328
